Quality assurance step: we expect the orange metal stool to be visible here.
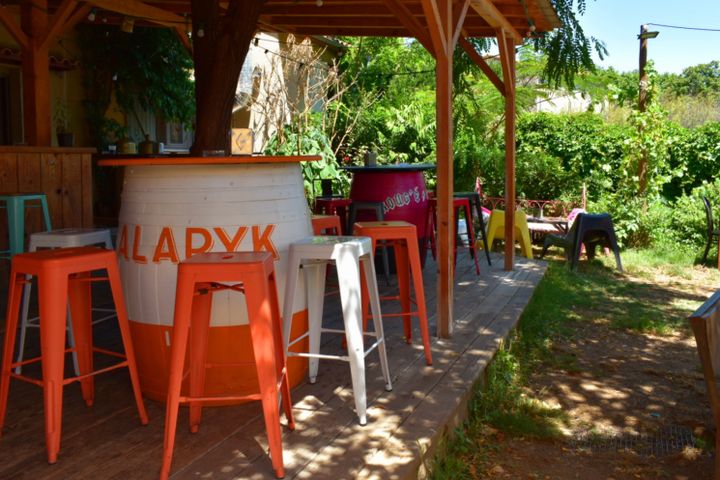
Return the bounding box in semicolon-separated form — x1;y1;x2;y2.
425;197;481;275
453;197;481;275
311;214;343;235
0;246;148;464
353;221;433;365
161;252;294;480
314;197;352;234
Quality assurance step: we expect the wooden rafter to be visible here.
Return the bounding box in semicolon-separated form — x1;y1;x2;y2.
470;0;522;43
421;0;448;56
496;28;514;97
39;0;78;49
173;26;191;53
0;5;29;48
384;0;434;53
88;0;186;27
450;0;471;49
458;36;504;95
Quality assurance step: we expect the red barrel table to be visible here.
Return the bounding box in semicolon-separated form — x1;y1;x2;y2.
343;164;435;263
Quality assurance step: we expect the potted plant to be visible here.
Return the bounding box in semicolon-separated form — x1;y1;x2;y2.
54;98;74;147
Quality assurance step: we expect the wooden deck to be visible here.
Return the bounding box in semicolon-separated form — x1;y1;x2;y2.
0;250;546;479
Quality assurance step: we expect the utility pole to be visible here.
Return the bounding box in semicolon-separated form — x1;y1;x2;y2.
637;24;659;195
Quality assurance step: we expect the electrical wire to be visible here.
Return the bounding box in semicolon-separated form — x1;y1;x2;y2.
647;22;720;33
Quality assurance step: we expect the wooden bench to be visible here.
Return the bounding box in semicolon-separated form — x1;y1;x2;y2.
689;290;720;480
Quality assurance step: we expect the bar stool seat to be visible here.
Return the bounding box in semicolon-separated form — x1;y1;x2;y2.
0;246;148;464
282;236;392;425
0;193;52;259
161;252;294;480
311;214;343;235
16;228;115;376
353;221;433;366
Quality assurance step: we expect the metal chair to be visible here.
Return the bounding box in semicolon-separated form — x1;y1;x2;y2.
541;213;623;272
702;196;720;266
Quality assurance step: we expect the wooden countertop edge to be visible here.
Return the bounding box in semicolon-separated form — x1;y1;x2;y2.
0;146;96;154
98;155;322;166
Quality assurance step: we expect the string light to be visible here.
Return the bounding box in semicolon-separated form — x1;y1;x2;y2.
121;16;135;33
196;23;205;38
87;8;97;22
316;0;323;6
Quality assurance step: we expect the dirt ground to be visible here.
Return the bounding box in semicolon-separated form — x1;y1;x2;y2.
480;265;718;479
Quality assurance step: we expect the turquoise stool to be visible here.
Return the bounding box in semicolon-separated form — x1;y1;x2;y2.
0;193;52;259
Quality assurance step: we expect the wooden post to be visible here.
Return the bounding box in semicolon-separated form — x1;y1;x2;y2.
498;32;516;271
190;0;262;154
21;0;51;146
435;34;453;338
637;24;657;197
421;0;456;338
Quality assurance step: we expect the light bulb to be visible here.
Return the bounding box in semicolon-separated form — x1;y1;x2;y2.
87;8;96;22
316;0;323;6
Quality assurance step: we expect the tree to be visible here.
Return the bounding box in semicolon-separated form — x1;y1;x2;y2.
533;0;608;88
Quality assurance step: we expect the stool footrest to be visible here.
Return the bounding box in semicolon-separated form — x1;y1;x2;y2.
179;393;263;404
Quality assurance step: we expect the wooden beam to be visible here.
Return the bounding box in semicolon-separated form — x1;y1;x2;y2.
174;25;192;54
496;28;515;97
39;0;77;49
21;0;51;146
470;0;522;43
87;0;186;27
384;0;434;54
450;0;471;49
0;5;29;48
458;36;505;95
502;34;517;271
421;0;448;57
428;0;454;338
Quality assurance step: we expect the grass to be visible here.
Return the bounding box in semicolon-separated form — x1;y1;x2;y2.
427;246;720;479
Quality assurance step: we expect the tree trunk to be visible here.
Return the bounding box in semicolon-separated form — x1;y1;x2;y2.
190;0;262;155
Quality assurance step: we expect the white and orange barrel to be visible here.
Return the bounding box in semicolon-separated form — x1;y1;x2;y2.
116;160;312;402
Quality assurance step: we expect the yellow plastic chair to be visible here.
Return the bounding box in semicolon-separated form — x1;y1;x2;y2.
477;209;533;258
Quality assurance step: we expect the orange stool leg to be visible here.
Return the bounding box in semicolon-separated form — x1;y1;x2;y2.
68;273;95;406
0;270;25;435
106;258;149;426
161;269;195;480
245;271;287;478
188;286;213;433
463;202;481;275
268;271;296;430
394;240;413;343
38;270;70;464
405;236;433;366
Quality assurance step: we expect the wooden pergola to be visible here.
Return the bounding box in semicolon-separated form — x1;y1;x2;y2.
0;0;561;338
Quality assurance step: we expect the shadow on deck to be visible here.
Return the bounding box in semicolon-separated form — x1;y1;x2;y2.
0;250;547;479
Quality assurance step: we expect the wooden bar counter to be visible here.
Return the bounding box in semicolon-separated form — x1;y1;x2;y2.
0;146;95;236
99;155;319;401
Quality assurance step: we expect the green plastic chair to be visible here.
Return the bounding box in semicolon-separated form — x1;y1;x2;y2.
0;193;52;259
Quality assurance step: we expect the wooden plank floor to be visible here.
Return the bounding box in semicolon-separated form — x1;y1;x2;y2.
0;249;546;479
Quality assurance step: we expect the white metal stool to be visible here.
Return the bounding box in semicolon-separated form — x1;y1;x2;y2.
15;228;114;375
282;236;392;425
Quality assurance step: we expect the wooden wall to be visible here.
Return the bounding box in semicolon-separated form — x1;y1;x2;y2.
0;146;95;252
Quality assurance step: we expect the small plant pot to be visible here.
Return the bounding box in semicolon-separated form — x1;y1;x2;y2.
57;133;75;147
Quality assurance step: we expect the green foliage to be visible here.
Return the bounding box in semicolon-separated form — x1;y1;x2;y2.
533;0;607;88
78;25;195;148
264;119;346;200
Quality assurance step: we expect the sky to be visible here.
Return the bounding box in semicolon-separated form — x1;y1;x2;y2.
580;0;720;74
